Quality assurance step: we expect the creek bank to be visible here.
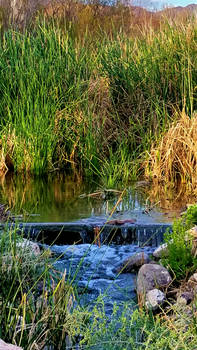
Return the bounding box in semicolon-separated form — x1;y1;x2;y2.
12;223;197;316
11;223;197;328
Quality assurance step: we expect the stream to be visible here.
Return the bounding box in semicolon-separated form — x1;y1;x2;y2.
0;173;189;315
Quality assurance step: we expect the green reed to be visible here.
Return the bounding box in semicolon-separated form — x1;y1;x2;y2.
0;18;196;183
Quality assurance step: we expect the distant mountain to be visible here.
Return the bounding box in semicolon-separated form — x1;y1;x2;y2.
157;3;197;18
161;3;197;12
132;1;197;12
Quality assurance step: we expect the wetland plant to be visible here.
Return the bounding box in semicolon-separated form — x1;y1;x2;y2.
0;13;196;186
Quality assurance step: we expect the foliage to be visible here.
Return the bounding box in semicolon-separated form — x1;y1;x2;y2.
162;205;197;280
82;301;197;349
183;204;197;227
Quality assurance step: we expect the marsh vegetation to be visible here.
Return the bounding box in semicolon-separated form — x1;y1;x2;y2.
0;0;196;189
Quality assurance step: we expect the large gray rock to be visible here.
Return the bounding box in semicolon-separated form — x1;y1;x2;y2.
137;263;172;296
116;252;150;273
145;289;166;310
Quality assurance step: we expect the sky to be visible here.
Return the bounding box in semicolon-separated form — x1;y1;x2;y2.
132;0;197;10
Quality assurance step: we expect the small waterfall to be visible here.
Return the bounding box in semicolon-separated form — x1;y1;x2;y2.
4;221;172;247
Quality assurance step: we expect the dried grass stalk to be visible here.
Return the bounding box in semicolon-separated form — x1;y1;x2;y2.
145;112;197;188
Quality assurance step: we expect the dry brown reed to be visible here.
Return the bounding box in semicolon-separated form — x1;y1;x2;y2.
144;112;197;190
88;76;119;148
0;132;15;176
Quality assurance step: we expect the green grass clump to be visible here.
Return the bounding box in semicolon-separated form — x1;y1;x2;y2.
82;301;197;349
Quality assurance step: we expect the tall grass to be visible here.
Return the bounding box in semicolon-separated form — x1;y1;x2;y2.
0;9;196;184
0;226;90;349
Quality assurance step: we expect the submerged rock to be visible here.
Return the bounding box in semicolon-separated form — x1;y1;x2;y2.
145;289;165;310
116;252;150;273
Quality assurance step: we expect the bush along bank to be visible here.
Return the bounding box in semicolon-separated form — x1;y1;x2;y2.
0;17;196;186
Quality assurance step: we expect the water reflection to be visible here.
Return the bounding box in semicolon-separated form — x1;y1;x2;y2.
146;182;197;215
0;174;149;222
0;174;196;222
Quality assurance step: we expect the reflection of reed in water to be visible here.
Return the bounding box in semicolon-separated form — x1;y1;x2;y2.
0;173;85;219
146;182;197;214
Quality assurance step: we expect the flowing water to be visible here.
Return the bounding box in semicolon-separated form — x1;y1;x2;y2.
0;173;192;315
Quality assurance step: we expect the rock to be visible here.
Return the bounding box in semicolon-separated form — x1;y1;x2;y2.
145;289;166;310
16;238;40;256
0;339;23;349
187;226;197;257
116;252;150;273
137;264;172;301
184;227;197;256
0;204;11;222
153;243;169;258
188;226;197;237
187;273;197;294
185;226;197;243
189;273;197;282
176;291;194;306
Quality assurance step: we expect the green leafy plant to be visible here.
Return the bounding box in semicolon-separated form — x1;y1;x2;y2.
183;205;197;227
162;205;197;280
